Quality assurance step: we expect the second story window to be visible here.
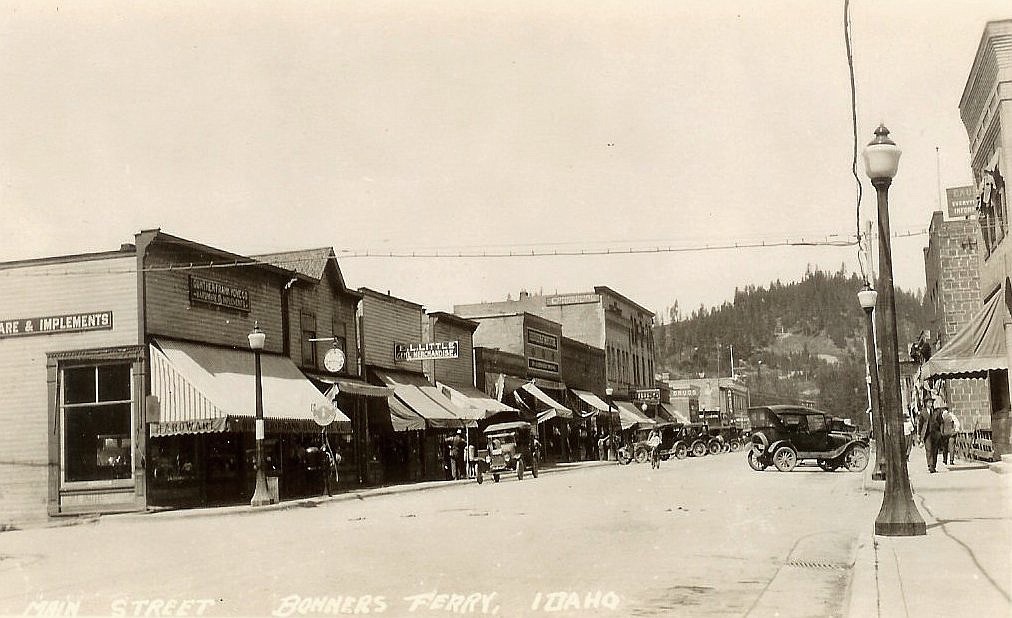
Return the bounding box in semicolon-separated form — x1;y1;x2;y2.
978;166;1006;259
301;311;317;369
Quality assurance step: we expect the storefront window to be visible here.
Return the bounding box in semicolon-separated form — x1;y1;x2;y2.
62;363;133;484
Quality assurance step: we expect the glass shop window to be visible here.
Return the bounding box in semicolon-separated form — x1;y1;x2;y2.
62;363;133;484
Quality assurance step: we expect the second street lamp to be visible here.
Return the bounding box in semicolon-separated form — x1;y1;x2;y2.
864;125;925;536
858;285;887;481
249;321;271;507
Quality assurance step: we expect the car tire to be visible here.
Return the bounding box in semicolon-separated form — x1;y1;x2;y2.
691;441;707;457
674;443;688;459
634;447;650;464
476;469;484;484
748;449;767;471
493;473;500;483
708;440;722;456
844;445;869;472
517;459;525;481
772;446;797;472
729;439;741;452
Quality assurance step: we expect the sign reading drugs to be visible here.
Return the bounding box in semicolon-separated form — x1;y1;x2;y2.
946;185;976;218
394;341;459;362
0;311;113;338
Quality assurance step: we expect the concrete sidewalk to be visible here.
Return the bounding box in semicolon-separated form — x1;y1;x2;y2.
848;445;1012;617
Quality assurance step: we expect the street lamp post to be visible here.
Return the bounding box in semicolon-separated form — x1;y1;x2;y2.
864;125;925;536
249;321;271;507
858;285;887;481
605;387;615;461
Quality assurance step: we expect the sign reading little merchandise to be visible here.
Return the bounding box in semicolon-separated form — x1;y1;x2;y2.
188;275;250;313
0;311;113;338
394;341;459;362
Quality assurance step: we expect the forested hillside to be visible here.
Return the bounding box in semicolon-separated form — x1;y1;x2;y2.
653;267;930;427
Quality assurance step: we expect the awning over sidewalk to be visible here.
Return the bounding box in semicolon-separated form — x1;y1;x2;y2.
614;401;656;431
148;339;351;436
436;381;518;421
922;289;1011;379
659;402;691;424
373;369;466;429
516;382;574;418
571;389;611;414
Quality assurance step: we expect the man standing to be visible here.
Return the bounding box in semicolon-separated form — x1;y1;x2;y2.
924;399;946;473
448;430;466;480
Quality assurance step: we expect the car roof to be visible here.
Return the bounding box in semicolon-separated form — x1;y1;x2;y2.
484;421;531;434
750;405;829;416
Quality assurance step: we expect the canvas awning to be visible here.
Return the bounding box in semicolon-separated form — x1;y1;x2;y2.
148;339;351;436
614;401;656;430
516;382;574;418
921;289;1012;379
373;369;466;429
436;381;518;421
571;389;611;413
659;402;691;424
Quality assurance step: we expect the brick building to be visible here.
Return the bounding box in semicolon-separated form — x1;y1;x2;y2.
922;210;989;429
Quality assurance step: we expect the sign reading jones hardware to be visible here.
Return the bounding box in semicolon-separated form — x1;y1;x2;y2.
0;311;113;338
189;275;250;313
394;341;459;362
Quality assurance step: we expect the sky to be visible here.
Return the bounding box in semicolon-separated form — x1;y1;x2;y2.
1;1;1009;319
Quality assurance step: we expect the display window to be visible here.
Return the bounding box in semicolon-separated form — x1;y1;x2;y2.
60;363;134;488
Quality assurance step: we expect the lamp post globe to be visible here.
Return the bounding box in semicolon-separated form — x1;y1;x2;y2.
858;285;886;481
863;125;925;536
249;322;272;507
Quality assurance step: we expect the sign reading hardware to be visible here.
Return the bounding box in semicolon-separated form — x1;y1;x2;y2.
188;275;250;313
632;388;661;403
527;358;560;373
0;311;113;338
526;327;558;350
394;341;459;361
546;293;600;306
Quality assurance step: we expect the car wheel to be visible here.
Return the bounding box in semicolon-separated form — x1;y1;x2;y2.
493;473;500;483
476;469;484;484
772;446;797;472
635;447;650;464
729;439;741;452
661;453;670;461
618;449;632;465
674;443;688;459
708;440;722;456
517;458;525;480
748;449;767;471
844;445;869;472
691;441;707;457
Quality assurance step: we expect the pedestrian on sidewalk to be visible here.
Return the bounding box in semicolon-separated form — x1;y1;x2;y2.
924;398;945;473
941;408;959;465
447;430;466;480
903;414;915;461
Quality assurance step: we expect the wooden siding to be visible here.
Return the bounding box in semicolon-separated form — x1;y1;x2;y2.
360;294;423;372
0;256;139;526
285;268;359;376
144;242;285;354
430;320;474;387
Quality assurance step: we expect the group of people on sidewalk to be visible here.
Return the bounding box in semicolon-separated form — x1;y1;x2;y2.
910;397;961;473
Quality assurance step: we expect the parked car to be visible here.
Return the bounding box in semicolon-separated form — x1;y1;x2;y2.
475;421;539;483
618;422;679;464
671;423;715;459
747;405;869;472
707;425;747;452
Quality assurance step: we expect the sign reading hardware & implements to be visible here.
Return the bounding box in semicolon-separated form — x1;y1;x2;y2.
0;311;113;338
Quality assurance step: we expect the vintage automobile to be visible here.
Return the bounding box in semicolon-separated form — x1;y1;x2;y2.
707;425;747;452
671;422;718;459
618;422;678;464
747;405;869;472
475;421;539;484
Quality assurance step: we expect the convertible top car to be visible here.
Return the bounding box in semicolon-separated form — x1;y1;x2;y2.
748;405;869;472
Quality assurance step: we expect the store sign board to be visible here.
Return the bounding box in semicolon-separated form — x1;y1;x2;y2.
526;327;559;350
632;388;661;403
546;293;600;306
323;348;346;373
188;275;250;313
946;185;976;218
670;387;699;399
0;311;113;339
394;341;459;362
527;358;560;374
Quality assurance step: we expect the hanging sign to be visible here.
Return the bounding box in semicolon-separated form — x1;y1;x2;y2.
945;185;976;218
324;347;346;373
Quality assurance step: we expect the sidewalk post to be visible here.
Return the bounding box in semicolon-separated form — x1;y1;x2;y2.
864;125;925;536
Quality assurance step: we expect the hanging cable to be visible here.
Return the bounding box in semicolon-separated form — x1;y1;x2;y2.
844;0;866;282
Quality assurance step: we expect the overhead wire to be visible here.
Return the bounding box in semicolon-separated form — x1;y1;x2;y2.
844;0;867;282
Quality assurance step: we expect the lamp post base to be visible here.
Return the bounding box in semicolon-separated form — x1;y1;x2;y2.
874;497;926;536
250;473;273;507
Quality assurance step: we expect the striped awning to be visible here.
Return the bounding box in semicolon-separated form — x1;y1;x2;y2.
148;339;351;436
